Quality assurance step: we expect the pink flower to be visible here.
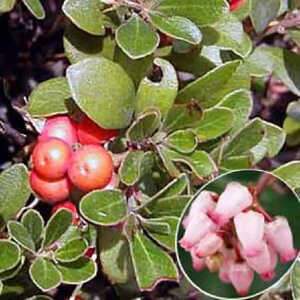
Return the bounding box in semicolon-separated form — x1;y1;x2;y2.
210;182;253;226
260;245;278;281
228;262;254;296
234;211;265;257
180;212;217;250
195;232;223;258
191;247;206;271
219;248;236;283
265;217;297;263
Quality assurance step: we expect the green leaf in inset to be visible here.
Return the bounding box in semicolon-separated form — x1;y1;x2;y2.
153;0;228;26
176;61;241;108
0;164;31;227
219;89;253;134
27;78;72;117
250;0;281;33
167;130;197;153
80;190;126;225
43;209;73;248
98;226;133;284
62;0;106;35
57;257;97;284
129;230;178;291
273;161;300;190
0;0;16;12
29;258;61;292
116;14;159;59
127;110;161;142
21;209;44;246
150;13;202;45
55;238;87;263
0;241;20;272
291;260;300;300
66;57;135;129
22;0;45;19
135;58;178;118
194;107;233;141
64;24;116;64
144;216;179;251
7;221;35;252
0;256;25;281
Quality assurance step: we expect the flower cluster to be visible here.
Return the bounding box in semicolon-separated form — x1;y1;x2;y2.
30;115;117;204
180;182;297;296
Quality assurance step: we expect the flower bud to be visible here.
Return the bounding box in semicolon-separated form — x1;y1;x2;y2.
195;232;223;258
219;248;236;283
180;212;217;250
234;211;265;257
191;247;206;271
210;182;253;226
229;262;254;296
265;217;297;263
260;245;277;281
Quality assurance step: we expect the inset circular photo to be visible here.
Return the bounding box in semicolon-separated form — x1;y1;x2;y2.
176;169;300;299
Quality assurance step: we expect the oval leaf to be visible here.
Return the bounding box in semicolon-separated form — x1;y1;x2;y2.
273;161;300;190
80;190;127;225
0;0;16;13
0;240;20;272
66;57;135;129
55;238;87;263
22;0;45;19
0;256;25;281
167;130;197;153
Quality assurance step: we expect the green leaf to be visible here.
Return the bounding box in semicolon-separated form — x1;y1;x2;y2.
57;225;82;248
22;0;45;19
64;24;116;64
273;161;300;190
27;78;72;117
57;257;97;284
288;29;300;48
43;209;73;248
80;190;127;225
0;281;2;294
55;238;87;263
29;258;61;292
291;261;300;300
0;164;31;227
7;221;35;252
62;0;106;35
135;58;178;118
144;216;179;251
129;230;178;291
221;154;253;171
0;241;20;272
194;107;233;141
0;0;16;12
250;0;281;33
98;226;133;284
153;0;228;26
150;13;202;45
116;14;159;59
21;209;44;246
176;61;241;108
287;100;300;121
219;89;253;134
167;130;197;153
127;110;161;142
66;57;135;129
0;256;25;281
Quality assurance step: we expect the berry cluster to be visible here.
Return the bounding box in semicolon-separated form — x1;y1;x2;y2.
30;115;117;204
180;182;297;296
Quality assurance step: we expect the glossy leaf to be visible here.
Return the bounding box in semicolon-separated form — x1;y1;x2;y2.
273;161;300;190
116;14;159;59
55;238;87;263
0;164;31;227
67;57;135;129
22;0;45;19
0;241;20;272
167;130;197;153
80;190;127;225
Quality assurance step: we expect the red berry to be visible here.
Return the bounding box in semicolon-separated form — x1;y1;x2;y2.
77;116;118;145
159;32;174;47
68;145;113;192
30;171;71;203
39;115;78;147
51;201;79;224
229;0;244;11
84;247;95;258
33;138;72;180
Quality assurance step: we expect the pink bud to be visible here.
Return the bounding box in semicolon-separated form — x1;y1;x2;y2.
260;245;277;281
191;247;206;271
180;212;217;250
182;216;190;229
265;217;297;263
195;232;223;258
210;182;253;226
219;248;236;283
234;211;265;257
229;262;254;296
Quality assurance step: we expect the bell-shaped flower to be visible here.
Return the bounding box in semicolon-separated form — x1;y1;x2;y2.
260;245;278;281
195;232;223;258
229;262;254;296
234;211;265;257
180;212;217;250
265;217;297;263
191;246;206;271
219;248;236;283
210;182;253;226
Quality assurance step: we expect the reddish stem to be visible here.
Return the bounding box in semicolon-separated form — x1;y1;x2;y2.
253;205;274;222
